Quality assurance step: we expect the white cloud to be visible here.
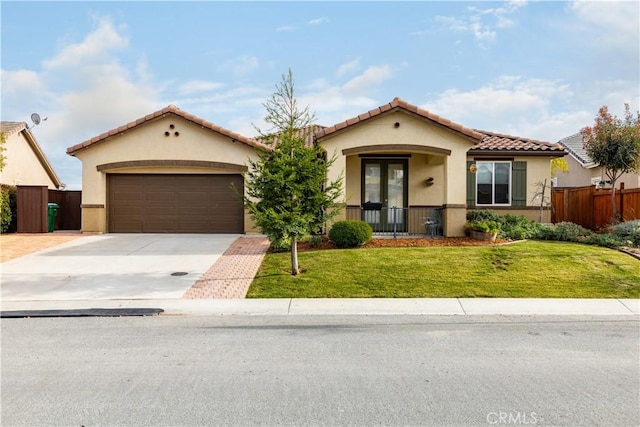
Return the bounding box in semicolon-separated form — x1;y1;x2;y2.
308;17;330;25
276;24;297;32
0;16;163;189
421;74;639;143
336;59;360;78
295;67;398;127
0;69;46;103
435;0;526;48
43;17;128;70
421;76;578;141
571;0;639;58
217;55;259;77
178;80;225;96
342;65;394;95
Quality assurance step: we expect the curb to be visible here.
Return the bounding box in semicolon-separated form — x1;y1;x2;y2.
2;298;638;317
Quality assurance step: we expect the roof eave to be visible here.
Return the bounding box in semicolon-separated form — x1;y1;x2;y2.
316;103;483;144
23;129;64;189
66;106;263;156
467;149;567;158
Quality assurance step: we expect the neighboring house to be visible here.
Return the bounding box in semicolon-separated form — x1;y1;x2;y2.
556;133;640;189
0;121;63;189
67;98;566;236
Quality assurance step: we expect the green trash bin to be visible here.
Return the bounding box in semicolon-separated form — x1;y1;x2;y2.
47;203;59;232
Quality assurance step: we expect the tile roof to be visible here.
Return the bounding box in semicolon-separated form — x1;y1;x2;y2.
1;121;64;188
66;104;265;156
259;124;325;147
314;97;484;142
470;130;566;156
1;121;27;136
556;132;595;167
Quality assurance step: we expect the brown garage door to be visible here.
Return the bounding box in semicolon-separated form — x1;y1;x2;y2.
108;174;244;233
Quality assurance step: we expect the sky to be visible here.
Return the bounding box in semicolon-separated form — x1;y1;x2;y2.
1;1;639;190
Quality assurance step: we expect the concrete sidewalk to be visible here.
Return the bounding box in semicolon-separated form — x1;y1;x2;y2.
1;298;638;316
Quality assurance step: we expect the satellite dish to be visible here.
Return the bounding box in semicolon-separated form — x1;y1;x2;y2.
31;113;41;125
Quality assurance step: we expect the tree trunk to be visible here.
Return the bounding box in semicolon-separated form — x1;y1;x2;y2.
290;236;299;276
539;179;547;223
611;184;618;225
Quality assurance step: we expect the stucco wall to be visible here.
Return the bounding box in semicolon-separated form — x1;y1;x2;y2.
320;111;475;236
1;131;57;189
74;115;258;233
518;156;554;206
322;111;474;208
555;155;640;189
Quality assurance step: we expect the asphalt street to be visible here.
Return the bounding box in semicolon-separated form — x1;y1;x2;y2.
2;315;639;427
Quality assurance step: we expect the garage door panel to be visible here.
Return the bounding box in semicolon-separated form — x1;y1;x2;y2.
115;218;144;231
108;174;243;233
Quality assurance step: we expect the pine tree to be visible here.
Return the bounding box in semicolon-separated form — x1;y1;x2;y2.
244;70;342;275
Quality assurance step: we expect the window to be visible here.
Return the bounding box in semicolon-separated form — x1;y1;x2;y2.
476;161;511;205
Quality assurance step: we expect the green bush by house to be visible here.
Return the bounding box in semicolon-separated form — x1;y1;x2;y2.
328;220;373;248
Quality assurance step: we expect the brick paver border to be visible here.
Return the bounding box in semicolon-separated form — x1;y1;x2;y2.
183;236;270;299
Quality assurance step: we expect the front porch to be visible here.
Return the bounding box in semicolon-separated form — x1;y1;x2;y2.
336;148;469;237
346;205;445;237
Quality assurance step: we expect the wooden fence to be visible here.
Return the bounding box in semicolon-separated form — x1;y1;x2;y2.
16;186;48;233
16;186;82;233
551;185;640;230
48;189;82;230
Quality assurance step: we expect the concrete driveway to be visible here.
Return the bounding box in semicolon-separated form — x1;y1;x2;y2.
1;234;241;301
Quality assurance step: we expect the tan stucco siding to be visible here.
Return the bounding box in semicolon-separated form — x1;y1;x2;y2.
1;132;57;189
344;155;360;205
323;111;474;208
520;156;552;206
409;154;445;206
76;116;257;205
74;115;257;233
344;154;444;207
555;155;640;189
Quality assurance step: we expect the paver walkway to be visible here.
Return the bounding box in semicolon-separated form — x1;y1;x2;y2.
0;232;85;263
183;236;270;299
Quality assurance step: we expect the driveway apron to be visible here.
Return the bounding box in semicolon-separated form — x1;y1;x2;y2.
1;234;241;301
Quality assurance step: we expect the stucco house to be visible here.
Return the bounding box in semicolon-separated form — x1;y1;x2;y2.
67;98;566;236
317;98;565;236
1;121;63;189
556;133;640;189
66;105;265;234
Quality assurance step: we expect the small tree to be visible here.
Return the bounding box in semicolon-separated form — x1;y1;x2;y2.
581;104;640;224
244;70;343;275
532;158;569;223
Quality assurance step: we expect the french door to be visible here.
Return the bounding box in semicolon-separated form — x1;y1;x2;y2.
361;159;408;232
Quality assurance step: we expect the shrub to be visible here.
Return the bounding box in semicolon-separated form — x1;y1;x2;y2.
534;224;559;241
465;220;501;234
498;214;542;240
583;233;624;248
534;222;592;242
0;185;16;234
269;236;291;253
610;220;640;247
467;209;501;222
308;235;324;248
554;222;592;241
329;220;373;248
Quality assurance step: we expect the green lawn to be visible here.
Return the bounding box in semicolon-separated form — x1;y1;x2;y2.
247;241;640;298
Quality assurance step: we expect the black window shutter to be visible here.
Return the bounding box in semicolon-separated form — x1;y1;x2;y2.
512;161;527;206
